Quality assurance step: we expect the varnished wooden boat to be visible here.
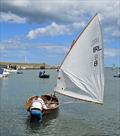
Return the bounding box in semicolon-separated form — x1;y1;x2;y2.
25;94;59;115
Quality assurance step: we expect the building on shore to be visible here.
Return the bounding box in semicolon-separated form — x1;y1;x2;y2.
0;62;59;70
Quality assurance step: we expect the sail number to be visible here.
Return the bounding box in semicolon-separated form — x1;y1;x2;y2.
93;46;102;53
91;38;102;67
91;38;99;47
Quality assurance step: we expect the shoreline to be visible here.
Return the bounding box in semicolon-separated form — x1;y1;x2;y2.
0;62;59;70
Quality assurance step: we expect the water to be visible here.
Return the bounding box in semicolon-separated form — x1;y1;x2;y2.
0;68;119;136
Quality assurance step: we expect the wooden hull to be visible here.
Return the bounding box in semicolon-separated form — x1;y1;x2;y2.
42;106;58;115
25;94;59;115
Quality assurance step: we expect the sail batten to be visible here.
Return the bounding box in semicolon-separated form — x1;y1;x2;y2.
55;14;104;104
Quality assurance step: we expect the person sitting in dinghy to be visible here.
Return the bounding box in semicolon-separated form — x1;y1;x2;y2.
30;96;48;122
39;71;42;76
39;70;45;77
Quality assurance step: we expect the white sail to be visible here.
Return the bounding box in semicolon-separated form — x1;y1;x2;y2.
55;14;104;104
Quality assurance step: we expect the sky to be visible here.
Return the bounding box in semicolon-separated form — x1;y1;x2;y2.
0;0;120;67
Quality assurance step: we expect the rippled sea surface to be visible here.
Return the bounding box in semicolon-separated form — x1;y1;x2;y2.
0;68;120;136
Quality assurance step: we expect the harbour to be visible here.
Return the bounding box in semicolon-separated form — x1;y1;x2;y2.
0;68;119;136
0;1;119;136
0;62;58;70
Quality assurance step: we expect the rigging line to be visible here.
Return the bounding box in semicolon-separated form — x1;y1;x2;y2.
59;101;85;106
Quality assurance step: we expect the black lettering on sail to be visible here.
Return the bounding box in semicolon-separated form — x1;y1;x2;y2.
94;60;98;66
93;46;102;53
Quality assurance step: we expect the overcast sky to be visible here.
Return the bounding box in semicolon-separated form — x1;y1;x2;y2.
0;0;120;66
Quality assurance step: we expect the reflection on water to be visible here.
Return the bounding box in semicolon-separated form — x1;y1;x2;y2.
25;110;59;136
0;69;120;136
42;110;59;127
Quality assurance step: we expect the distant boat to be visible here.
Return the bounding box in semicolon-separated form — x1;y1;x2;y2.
113;74;120;78
0;68;10;78
113;68;120;78
25;13;104;122
112;64;116;70
39;71;50;78
17;71;23;74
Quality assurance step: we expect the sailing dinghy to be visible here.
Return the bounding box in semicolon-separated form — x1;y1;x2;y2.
25;13;104;122
25;94;59;112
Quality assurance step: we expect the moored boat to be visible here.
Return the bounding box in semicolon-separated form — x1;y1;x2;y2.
113;73;120;78
17;71;23;74
0;68;10;78
39;71;50;78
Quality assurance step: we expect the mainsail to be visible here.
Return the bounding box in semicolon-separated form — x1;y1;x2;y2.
55;14;104;104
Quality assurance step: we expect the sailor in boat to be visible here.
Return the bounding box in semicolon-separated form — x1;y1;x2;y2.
39;70;45;76
43;70;45;75
30;96;48;122
39;71;42;77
